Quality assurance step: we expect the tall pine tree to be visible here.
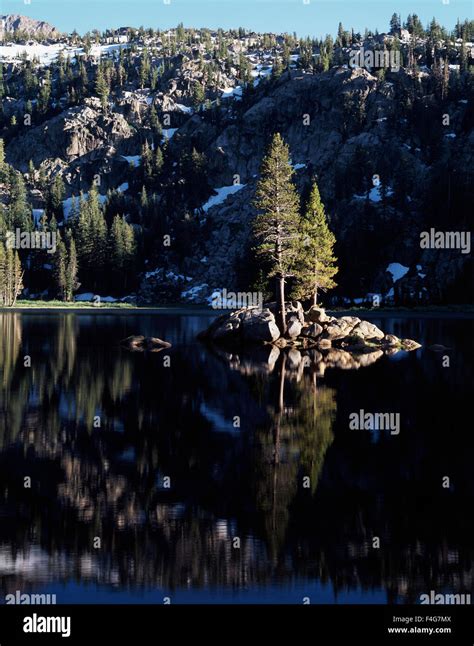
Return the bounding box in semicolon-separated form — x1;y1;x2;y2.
253;133;300;334
293;181;338;305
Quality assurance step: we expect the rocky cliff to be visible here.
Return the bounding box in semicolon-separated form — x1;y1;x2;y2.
1;21;472;304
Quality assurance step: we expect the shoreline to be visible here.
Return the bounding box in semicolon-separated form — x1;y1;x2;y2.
0;305;473;318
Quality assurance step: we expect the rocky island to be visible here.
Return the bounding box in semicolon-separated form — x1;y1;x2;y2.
199;302;421;372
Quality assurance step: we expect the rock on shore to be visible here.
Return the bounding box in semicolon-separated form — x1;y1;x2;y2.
198;303;421;353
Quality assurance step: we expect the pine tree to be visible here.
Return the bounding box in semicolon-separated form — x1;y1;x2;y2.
142;140;153;181
65;231;79;301
28;159;35;181
154;146;164;176
78;60;88;98
390;13;401;35
38;70;51;114
442;57;450;100
77;192;93;273
139;48;150;88
54;232;68;301
149;105;162;144
272;56;283;79
9;172;32;231
48;174;65;218
0;244;5;304
95;64;109;110
460;37;468;73
0;139;6;183
88;186;108;277
76;187;107;289
293;181;338;305
0;63;4;101
0;244;24;306
109;214;136;291
140;185;148;211
192;82;205;109
337;22;345;47
253;133;300;334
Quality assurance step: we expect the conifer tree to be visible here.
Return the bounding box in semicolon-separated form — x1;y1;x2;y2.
142;141;153;181
65;231;79;301
9;172;32;231
38;70;51;114
192;82;205;109
154;146;164;177
28;159;35;181
293;181;338;305
48;174;65;219
54;232;68;301
0;139;6;183
77;192;93;270
149;105;162;144
109;214;136;291
390;13;401;35
0;244;24;306
0;63;4;101
87;186;108;277
140;185;148;211
253;133;300;334
95;64;109;110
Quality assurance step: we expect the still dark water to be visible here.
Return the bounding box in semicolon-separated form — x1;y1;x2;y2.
0;311;472;604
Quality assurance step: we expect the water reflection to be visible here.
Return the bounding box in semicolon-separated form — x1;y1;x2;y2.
0;312;472;604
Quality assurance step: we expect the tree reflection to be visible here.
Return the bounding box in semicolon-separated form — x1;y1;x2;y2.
0;313;472;604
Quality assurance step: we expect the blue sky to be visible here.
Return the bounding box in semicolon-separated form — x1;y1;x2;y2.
3;0;472;38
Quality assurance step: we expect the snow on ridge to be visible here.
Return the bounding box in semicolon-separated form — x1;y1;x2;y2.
0;42;129;66
201;184;246;213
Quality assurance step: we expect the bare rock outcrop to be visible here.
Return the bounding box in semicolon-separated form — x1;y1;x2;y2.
6;99;136;173
198;303;421;358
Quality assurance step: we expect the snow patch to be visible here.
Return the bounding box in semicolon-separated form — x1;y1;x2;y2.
62;193;107;218
175;103;193;114
221;85;243;100
32;209;45;225
74;293;117;303
162;128;178;140
123;155;141;166
201;184;246;213
181;283;209;302
386;263;409;282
